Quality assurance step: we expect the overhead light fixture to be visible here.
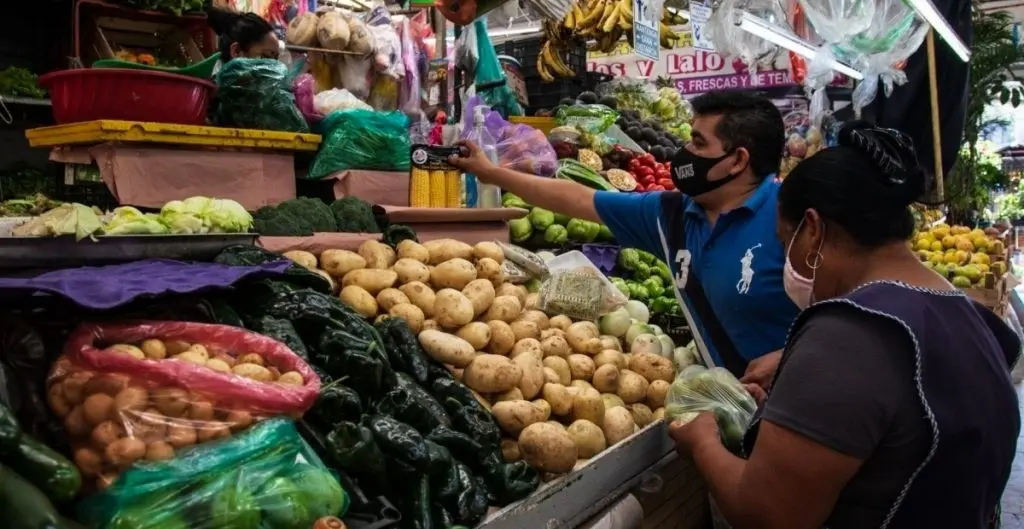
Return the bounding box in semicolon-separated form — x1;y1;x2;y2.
906;0;970;62
737;12;864;80
436;24;541;44
666;7;689;19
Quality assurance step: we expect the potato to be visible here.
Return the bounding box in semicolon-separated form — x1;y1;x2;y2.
494;388;524;402
511;338;542;360
424;239;474;265
513;351;545;399
83;393;115;425
82;374;128;398
462;279;496;316
470;389;492;411
389;303;426;333
418;329;475;368
48;385;71;417
132;408;167;442
475;258;505;287
484;296;523;323
603;407;636;446
397;240;430;263
548;315;572;331
531;399;552;421
567;354;596;381
486;321;516;355
225;410;254;432
282;250;317;269
653;407;666;421
501;438;521;462
152;388;189;417
233;363;273;382
570;380;594;392
542;357;572;386
543;367;561;384
173;351;207;366
188;400;215;421
320;249;366;277
519;422;578;474
525;292;541;311
629;353;676;383
630;403;655;428
164;340;192;356
462;354;523;393
343;269;398;295
456;322;491;350
65;407;91;437
594;349;628;370
237;353;263;365
145;441;175;461
166;424;198;448
110;344;145;360
592;364;620;393
540;335;571;358
518;310;550;330
113;387;148;413
495;283;526;304
431;258;477;290
105;437;146;467
492;400;547;436
602;393;626;410
91;420;123;447
140;339;167;360
399;281;436;317
434;289;475;329
473;241;504;263
598;335;623;352
510;320;540;342
197;423;231;442
566;323;602;355
74;447;103;476
617;370;650;404
376;288;410;311
278;371;305;386
340;285;378;318
358;240;396;269
567;420;607;458
317;269;340;293
541;328;567;341
572;387;606;426
646;380;670;409
545;421;566;430
422;319;440;332
542;383;573;416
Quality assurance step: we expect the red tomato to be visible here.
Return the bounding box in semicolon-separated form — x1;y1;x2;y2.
641;154;656;166
628;158;641;171
649;185;666;191
663;179;676;189
657;178;673;188
655;168;671;179
636;166;654;178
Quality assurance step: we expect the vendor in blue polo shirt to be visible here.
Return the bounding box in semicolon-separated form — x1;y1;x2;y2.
449;92;799;388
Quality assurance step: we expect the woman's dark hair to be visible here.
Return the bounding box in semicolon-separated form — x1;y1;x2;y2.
207;7;274;58
778;121;926;247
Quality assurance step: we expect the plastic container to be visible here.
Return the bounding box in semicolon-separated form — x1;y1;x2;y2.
465;106;502;208
39;68;216;125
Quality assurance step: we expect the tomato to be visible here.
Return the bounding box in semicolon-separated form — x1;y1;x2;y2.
663;180;676;189
649;185;666;191
641;153;656;166
655;168;671;179
636;166;654;178
657;178;674;188
628;158;641;171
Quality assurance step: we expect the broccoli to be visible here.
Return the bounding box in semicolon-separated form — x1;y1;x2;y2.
330;196;380;233
251;197;337;236
382;223;418;248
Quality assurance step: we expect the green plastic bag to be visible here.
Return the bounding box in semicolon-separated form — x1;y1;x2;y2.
307;110;411;179
78;419;349;529
214;58;309;133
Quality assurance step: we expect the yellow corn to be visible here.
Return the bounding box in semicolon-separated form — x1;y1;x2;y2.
445;169;461;207
429;169;447;208
409;167;431;207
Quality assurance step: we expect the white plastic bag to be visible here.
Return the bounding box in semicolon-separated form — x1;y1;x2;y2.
313;88;372;115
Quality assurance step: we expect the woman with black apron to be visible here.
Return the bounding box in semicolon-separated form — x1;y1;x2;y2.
670;122;1020;529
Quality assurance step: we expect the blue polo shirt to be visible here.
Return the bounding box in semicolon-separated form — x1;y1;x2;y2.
594;177;799;366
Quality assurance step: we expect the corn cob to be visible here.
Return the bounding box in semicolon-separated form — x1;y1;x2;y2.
445;169;461;207
429;169;447;208
410;166;431;207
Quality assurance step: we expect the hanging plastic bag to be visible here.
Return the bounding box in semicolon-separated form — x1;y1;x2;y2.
471;18;523;117
798;0;876;44
705;0;785;70
308;110;411;178
293;74;325;126
214;58;309;133
664;365;757;454
48;321;321;488
77;418;349;529
842;4;928;114
454;24;479;75
314;88;372;115
397;18;423;116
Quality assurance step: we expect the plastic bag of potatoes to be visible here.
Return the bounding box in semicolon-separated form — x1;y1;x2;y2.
47;321;321;490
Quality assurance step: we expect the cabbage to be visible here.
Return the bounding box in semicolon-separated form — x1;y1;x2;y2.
625;322;654;344
102;207;170;235
657;334;674;357
598;308;631;337
630;333;661;354
624;300;650;323
160;211;206;234
203;198;253;233
159;197;252;234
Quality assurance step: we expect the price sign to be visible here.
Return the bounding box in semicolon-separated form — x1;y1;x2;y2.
632;0;661;61
690;2;714;51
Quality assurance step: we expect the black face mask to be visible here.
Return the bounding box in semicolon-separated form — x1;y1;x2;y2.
671;148;739;196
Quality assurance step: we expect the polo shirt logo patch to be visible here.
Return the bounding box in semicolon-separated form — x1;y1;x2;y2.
674;164;695;180
736;243;762;294
673;249;691;289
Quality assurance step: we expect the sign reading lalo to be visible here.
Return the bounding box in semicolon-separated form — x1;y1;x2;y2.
587;28;800;94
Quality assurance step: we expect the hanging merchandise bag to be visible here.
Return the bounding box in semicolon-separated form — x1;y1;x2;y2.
214;58;309;133
308;110;411;178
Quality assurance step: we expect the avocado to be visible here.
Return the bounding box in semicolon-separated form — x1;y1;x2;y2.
638;140;651;152
641;128;659;143
651;145;668;161
578;91;599;104
598;95;619;109
559;97;577;107
625;126;642;138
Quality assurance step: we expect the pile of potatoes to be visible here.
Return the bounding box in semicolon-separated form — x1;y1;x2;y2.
101;339;308;386
48;358;259;490
282;239;677;477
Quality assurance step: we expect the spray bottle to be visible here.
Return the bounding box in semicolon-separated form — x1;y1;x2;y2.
464;105;502;208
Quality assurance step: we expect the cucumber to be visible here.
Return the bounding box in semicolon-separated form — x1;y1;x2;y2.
5;434;81;504
555;159;618;192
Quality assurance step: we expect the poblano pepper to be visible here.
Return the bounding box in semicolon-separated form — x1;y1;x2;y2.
6;433;81;504
308;383;363;429
325;422;388;493
0;462;84;529
363;415;430;471
375;318;432;384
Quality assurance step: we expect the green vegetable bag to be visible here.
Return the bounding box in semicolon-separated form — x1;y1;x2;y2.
308;110;411;179
78;419;349;529
214;58;309;133
664;366;757;455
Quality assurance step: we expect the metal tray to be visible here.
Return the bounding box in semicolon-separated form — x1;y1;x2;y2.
478;420;677;529
0;233;258;268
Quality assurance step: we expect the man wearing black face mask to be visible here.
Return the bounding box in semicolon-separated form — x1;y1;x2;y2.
449;92;799;387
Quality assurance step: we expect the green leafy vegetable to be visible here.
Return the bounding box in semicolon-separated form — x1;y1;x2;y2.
329;196;379;233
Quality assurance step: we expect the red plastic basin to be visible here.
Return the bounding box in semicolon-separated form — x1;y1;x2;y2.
40;68;217;126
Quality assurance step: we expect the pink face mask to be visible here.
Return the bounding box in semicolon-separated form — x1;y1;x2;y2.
783;219;824;310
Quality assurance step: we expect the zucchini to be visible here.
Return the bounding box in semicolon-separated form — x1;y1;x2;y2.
555;159;618;192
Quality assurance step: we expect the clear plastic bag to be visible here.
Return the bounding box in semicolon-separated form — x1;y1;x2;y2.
463;97;557;176
454;23;478;74
77;418;349;529
337;55;374;101
367;2;403;79
705;0;785;70
308;109;411;178
397;17;423;117
497;241;550;280
842;4;928;114
797;0;876;43
48;321;321;489
314;88;372;115
555;104;619;134
214;58;309;133
537;250;628;320
665;366;757;454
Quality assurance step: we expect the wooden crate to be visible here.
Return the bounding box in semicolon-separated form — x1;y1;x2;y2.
634;455;709;529
74;0;214;66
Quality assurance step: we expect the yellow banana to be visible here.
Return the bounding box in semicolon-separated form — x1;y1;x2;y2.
564;7;576;29
537;48;555;82
579;0;607;29
572;3;586;31
602;4;622;33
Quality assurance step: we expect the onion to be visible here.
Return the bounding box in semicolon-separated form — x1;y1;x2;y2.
598;308;631;338
658;335;675;357
625;323;654;345
624;300;650;323
630;334;661;354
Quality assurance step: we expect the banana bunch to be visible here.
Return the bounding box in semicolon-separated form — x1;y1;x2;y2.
558;0;685;54
537;20;579;82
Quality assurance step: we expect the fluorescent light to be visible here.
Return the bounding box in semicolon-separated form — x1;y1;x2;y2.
907;0;970;62
737;12;864;80
666;7;689;19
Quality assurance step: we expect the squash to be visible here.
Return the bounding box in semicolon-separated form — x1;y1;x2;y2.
286;12;319;47
317;11;351;51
